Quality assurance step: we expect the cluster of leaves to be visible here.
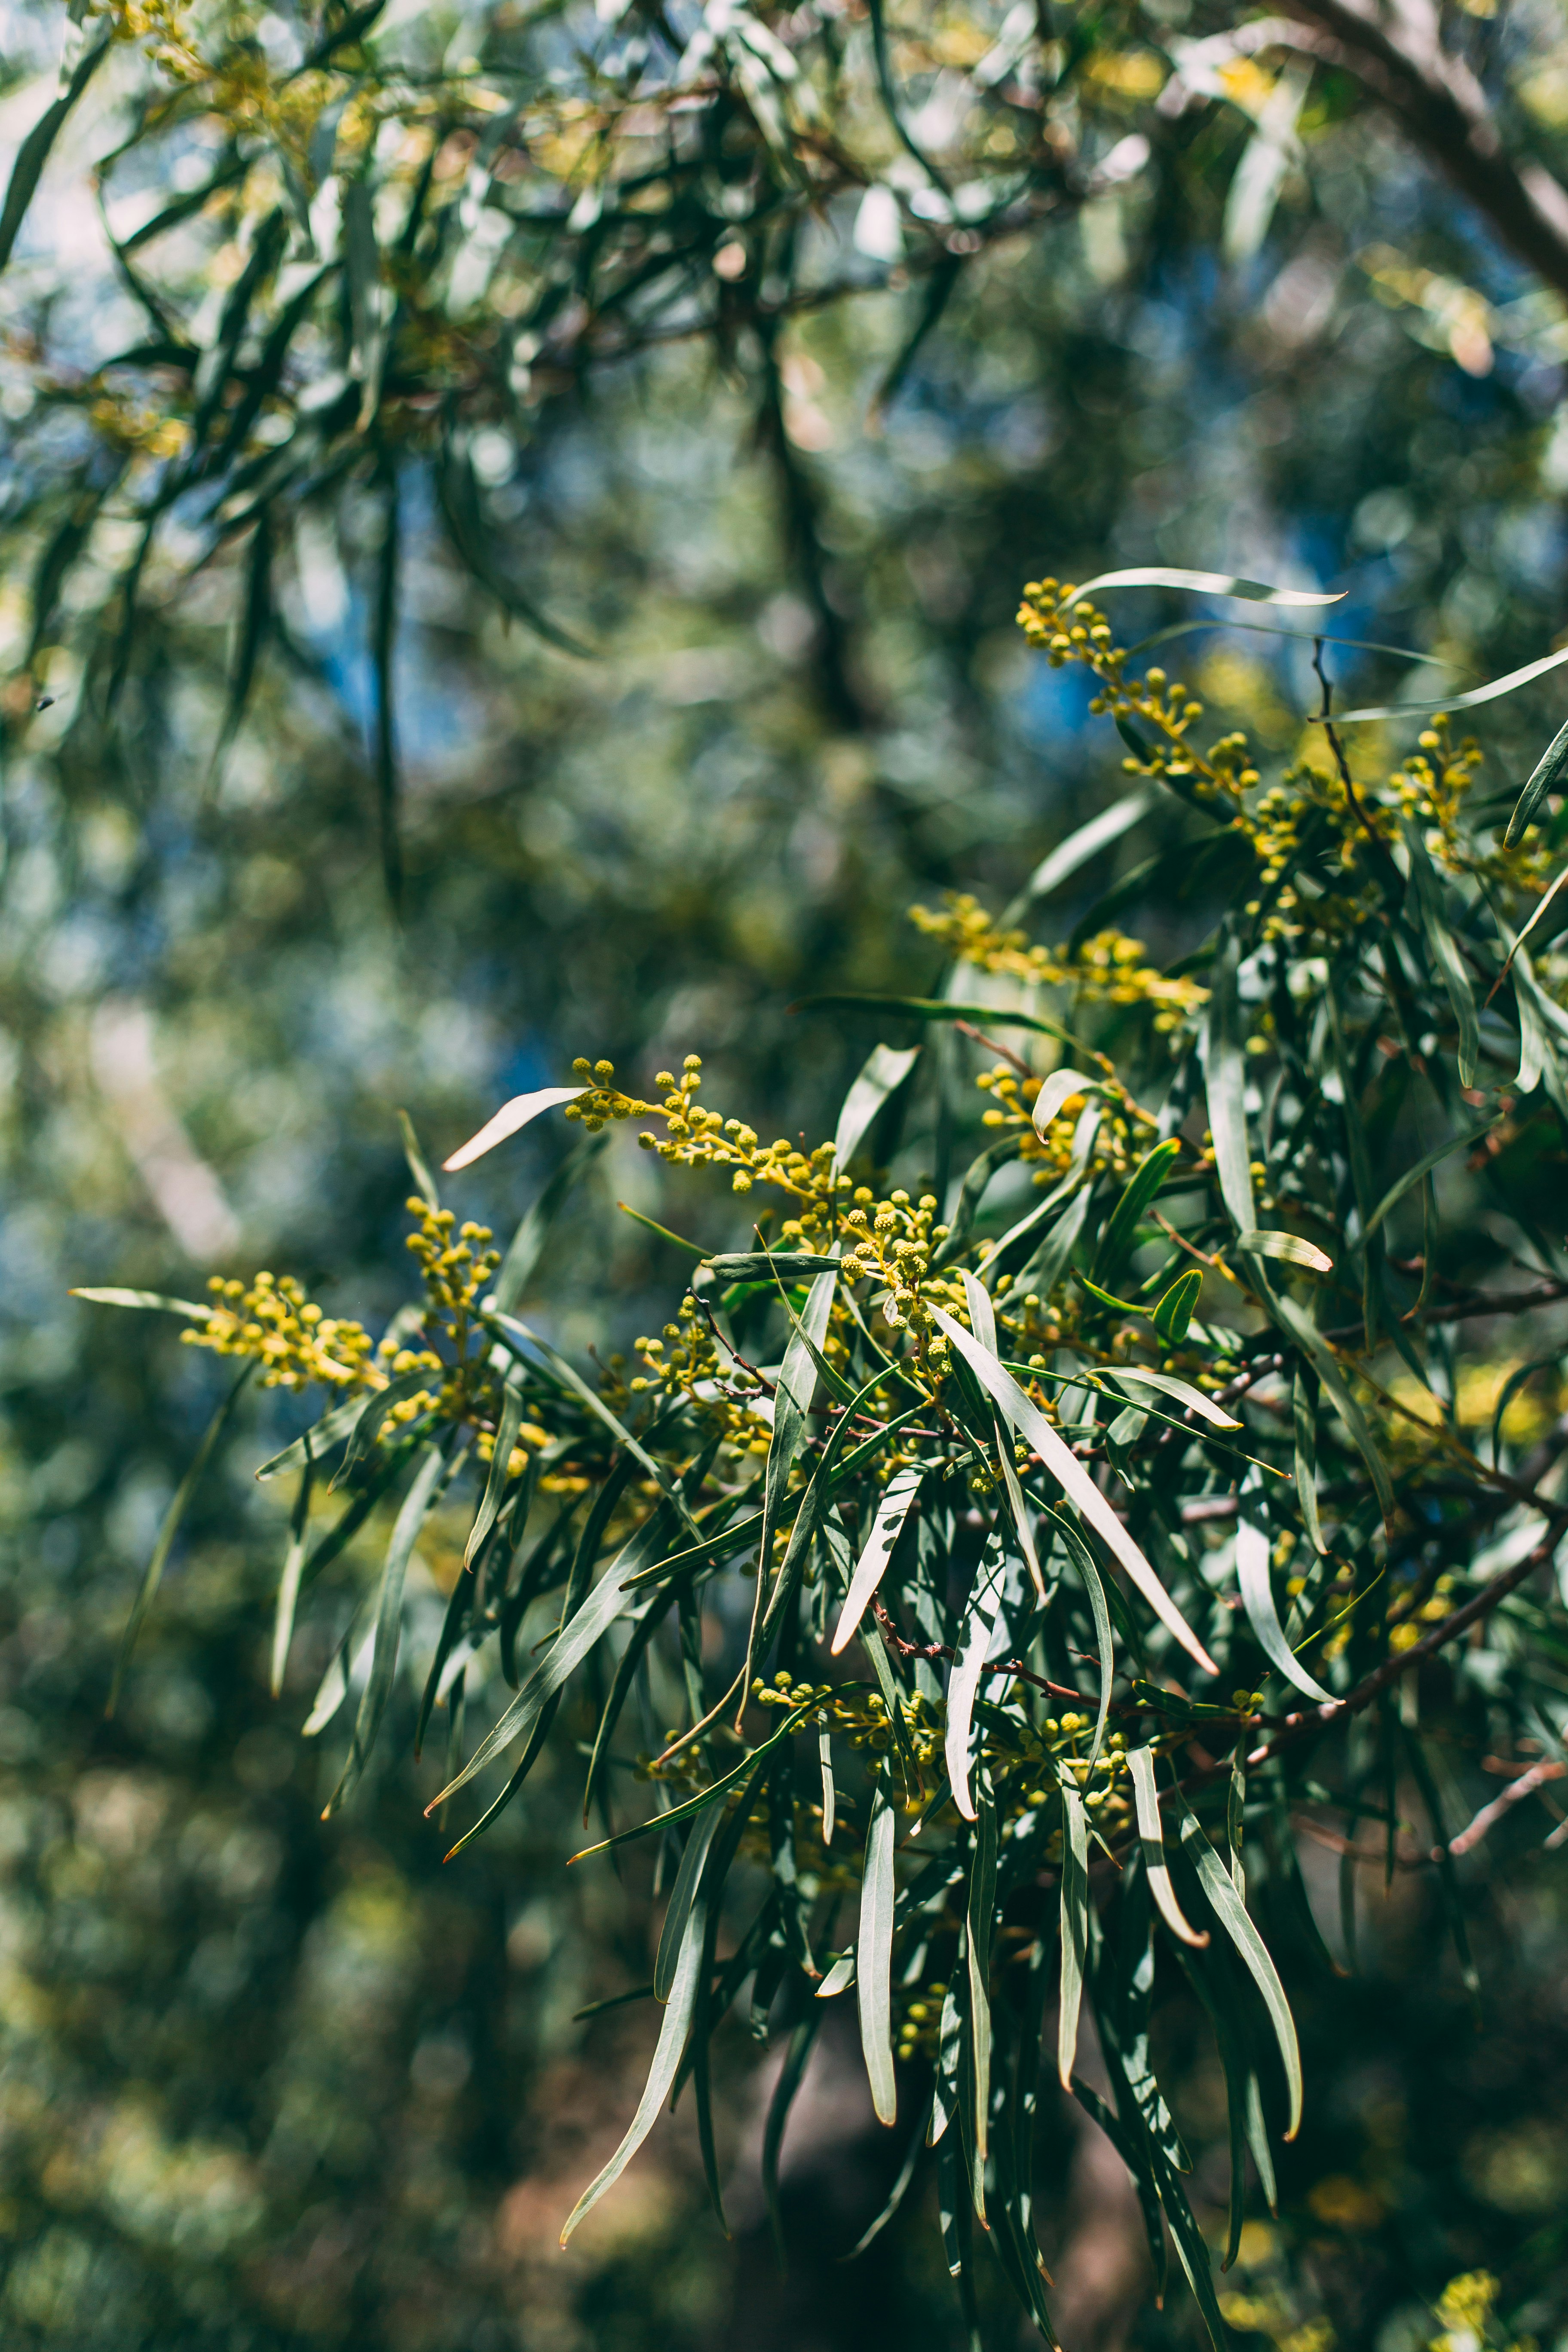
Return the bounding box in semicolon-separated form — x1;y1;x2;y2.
12;0;1568;897
83;569;1568;2345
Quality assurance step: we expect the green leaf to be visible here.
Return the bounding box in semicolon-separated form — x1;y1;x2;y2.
703;1250;834;1282
108;1364;255;1713
1235;1502;1336;1705
965;1785;997;2165
333;1369;433;1491
466;1379;524;1569
1105;1366;1241;1429
762;1997;822;2265
1235;1229;1333;1273
1362;1119;1498;1238
270;1446;315;1700
398;1108;439;1211
927;1306;1220;1676
1267;1287;1395;1525
1201;936;1256;1235
1057;1784;1090;2090
255;1390;371;1483
944;1534;1007;1821
790;994;1093;1061
567;1701;818;1861
492;1133;607;1313
1325;637;1568;726
1507;714;1568;847
999;785;1159;926
834;1041;921;1169
1069;566;1345;610
323;1440;450;1816
71;1287;211;1320
655;1802;725;2002
1404;819;1479;1087
486;1309;700;1539
1175;1797;1303;2139
444;1086;588;1173
858;1768;899;2127
0;26;113;273
558;1830;714;2245
1153;1267;1202;1343
831;1462;923;1655
1128;1746;1210;1947
1293;1365;1326;1556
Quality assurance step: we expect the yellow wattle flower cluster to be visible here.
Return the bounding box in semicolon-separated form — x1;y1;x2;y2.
185;1272;377;1393
565;1054;843;1227
909;894;1208;1031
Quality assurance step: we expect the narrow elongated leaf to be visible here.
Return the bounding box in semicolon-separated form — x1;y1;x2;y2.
1057;1782;1089;2088
928;1307;1220;1675
270;1447;314;1699
1069;567;1344;609
432;1522;680;1809
1507;714;1568;847
1000;786;1159;925
704;1250;833;1283
486;1310;698;1536
570;1703;817;1860
655;1801;725;2001
944;1537;1007;1819
398;1108;439;1210
559;1853;711;2244
834;1042;920;1168
324;1440;448;1816
1293;1364;1325;1555
1236;1229;1333;1273
832;1463;923;1654
466;1379;524;1568
443;1086;588;1172
1092;1139;1182;1285
1327;638;1568;726
493;1133;607;1312
1153;1266;1203;1343
333;1369;432;1490
1128;1746;1209;1946
1105;1367;1241;1428
1236;1508;1335;1704
1030;1068;1103;1142
1201;938;1256;1235
72;1287;210;1320
792;995;1090;1059
256;1390;371;1482
1404;821;1479;1086
966;1784;997;2171
1363;1120;1497;1237
762;2000;822;2263
1267;1289;1395;1525
1175;1798;1303;2138
0;27;113;273
108;1365;254;1713
858;1770;899;2125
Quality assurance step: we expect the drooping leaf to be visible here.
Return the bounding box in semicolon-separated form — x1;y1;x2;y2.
1175;1797;1303;2139
928;1307;1220;1676
831;1462;923;1655
1128;1746;1210;1947
324;1439;451;1816
858;1768;899;2126
108;1364;255;1714
834;1041;921;1170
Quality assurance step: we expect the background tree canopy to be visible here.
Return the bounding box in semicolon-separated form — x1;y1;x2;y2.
6;1;1568;2349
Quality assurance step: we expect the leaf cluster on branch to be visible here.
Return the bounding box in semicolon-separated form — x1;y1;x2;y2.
8;0;1568;891
82;569;1568;2343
